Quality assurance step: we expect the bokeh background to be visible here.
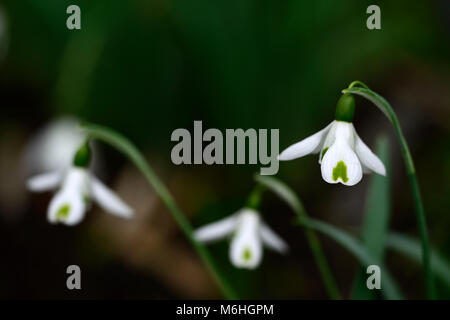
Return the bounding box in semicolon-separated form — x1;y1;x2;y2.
0;0;449;299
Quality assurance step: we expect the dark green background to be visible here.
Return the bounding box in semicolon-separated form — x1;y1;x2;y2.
0;0;449;299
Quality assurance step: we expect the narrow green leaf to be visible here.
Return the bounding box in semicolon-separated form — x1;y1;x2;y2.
386;233;450;288
80;122;238;299
258;175;403;299
352;136;391;299
255;175;341;299
297;218;404;300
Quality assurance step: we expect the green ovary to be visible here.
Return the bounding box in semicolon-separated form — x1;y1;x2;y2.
332;161;349;182
56;203;71;220
242;248;252;261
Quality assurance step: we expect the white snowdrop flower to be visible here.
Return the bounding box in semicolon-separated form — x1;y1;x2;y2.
194;208;288;270
278;94;386;186
27;142;133;226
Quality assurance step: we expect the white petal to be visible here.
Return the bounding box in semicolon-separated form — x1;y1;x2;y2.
260;223;288;254
354;134;386;176
91;176;134;218
318;121;339;164
63;167;91;195
321;123;362;186
47;190;86;226
46;167;91;226
229;210;263;269
23;117;86;174
26;171;62;192
278;121;334;161
194;213;239;243
361;164;372;174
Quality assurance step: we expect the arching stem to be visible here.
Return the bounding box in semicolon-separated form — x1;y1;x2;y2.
342;82;435;299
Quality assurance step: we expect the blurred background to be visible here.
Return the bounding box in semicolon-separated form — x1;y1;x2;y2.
0;0;449;299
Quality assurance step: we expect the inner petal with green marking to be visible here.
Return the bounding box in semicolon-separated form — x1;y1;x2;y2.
332;160;349;182
242;248;252;261
321;147;329;160
56;203;71;220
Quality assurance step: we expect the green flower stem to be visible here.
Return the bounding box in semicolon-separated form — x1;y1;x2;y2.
255;175;342;300
246;185;265;210
343;82;435;299
80;123;237;299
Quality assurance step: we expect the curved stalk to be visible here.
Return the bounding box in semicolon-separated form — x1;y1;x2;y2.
80;122;237;299
257;175;403;300
246;185;265;210
342;82;435;299
255;175;342;300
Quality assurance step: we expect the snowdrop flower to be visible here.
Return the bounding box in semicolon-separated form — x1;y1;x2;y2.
27;142;133;226
278;94;386;186
194;208;288;269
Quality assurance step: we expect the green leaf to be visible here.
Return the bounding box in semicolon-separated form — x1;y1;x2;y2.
352;136;391;299
343;81;434;299
257;175;403;300
255;175;341;299
386;233;450;288
255;175;305;217
298;218;404;300
80;122;237;299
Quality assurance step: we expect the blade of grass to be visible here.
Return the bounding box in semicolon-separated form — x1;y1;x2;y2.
297;218;403;300
255;175;341;299
258;175;404;300
343;82;435;298
386;232;450;288
80;122;237;299
352;136;391;299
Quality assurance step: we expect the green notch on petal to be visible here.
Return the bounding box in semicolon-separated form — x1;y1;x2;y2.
242;248;252;261
321;147;329;160
56;203;71;219
332;161;349;183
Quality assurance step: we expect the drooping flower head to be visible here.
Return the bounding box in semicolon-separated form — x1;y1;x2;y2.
194;208;288;269
278;94;386;186
27;140;133;226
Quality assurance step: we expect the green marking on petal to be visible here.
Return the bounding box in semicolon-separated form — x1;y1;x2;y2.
332;160;349;182
56;203;71;220
321;147;329;160
242;248;252;261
